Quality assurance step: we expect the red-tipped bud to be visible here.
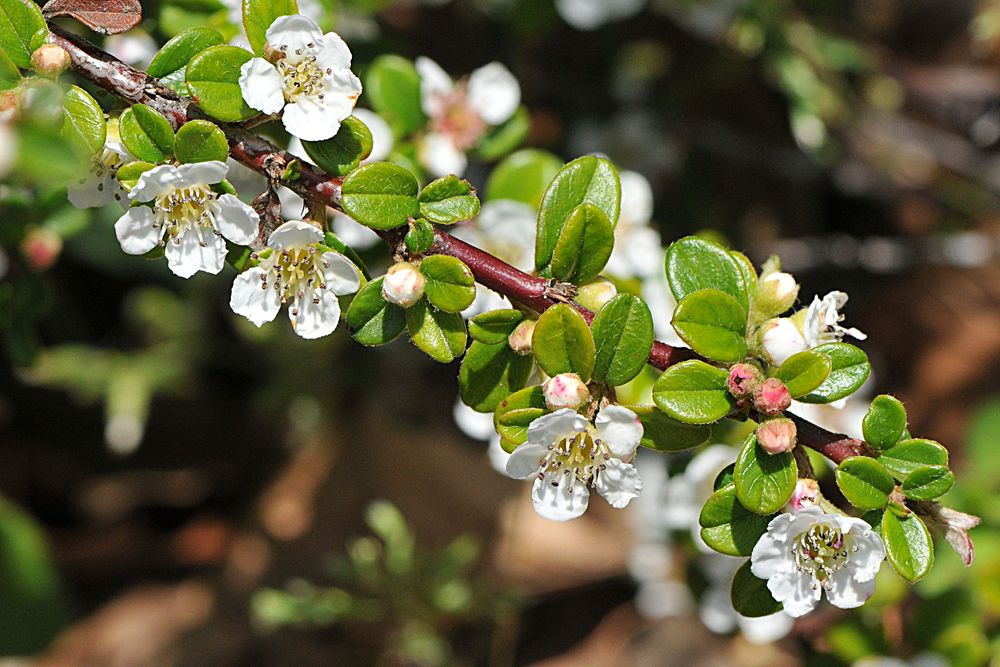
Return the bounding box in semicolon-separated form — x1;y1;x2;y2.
542;373;590;411
21;227;62;271
382;261;425;308
508;319;535;355
753;377;791;416
785;477;819;512
31;44;71;78
756;416;796;454
726;363;762;398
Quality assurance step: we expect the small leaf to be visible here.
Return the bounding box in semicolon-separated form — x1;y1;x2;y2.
42;0;140;34
835;456;894;510
774;350;832;398
881;509;934;582
365;55;425;138
591;294;654;386
405;298;467;363
147;27;224;78
0;45;21;90
119;103;175;163
485;148;562;208
301;115;373;177
797;342;871;404
173;119;228;164
475;105;530;160
186;45;258;122
459;340;533;412
60;85;106;155
734;433;797;515
550;203;614;284
699;484;772;557
469;309;523;345
242;0;297;55
665;236;749;313
494;386;547;449
404;218;434;254
340;162;420;230
629;405;711;452
731;560;783;617
878;438;949;480
418;175;481;224
116;160;154;190
346;277;406;346
531;303;595;380
670;288;748;363
419;255;476;313
652;360;733;424
0;0;46;67
902;465;955;500
862;394;907;450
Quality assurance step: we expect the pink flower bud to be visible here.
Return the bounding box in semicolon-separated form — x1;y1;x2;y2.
507;319;535;355
755;271;799;318
542;373;590;410
753;377;791;416
758;317;807;367
756;416;797;454
726;363;762;398
21;227;62;271
31;44;71;78
382;261;425;308
785;478;819;512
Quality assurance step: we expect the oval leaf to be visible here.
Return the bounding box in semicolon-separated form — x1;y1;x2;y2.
698;484;772;557
301;115;373;177
364;55;426;138
629;405;712;452
878;438;949;480
665;236;748;312
186;45;258;122
881;509;934;583
42;0;139;34
341;162;420;230
862;394;907;450
173;119;228;164
459;340;533;412
835;456;894;511
242;0;298;55
419;255;476;313
346;277;406;346
486;148;562;208
405;298;467;363
774;350;832;398
418;175;481;224
469;309;523;345
116;160;154;190
671;288;748;363
652;359;733;424
0;0;45;67
147;26;224;78
734;433;797;515
902;465;955;500
119;103;174;163
531;304;595;380
550;203;614;284
731;560;783;617
591;294;654;386
494;386;548;449
61;85;106;155
798;342;871;404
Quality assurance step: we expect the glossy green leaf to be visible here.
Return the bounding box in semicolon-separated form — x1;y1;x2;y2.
902;465;954;500
775;350;833;398
494;385;547;449
731;560;783;617
301;115;373;177
0;45;20;90
550;203;614;284
591;294;654;386
243;0;297;55
699;484;772;557
881;510;933;582
346;277;406;346
531;304;595;380
629;405;712;452
186;45;258;122
798;342;871;404
116;161;155;190
341;162;420;230
0;0;46;68
119;104;174;163
485;148;562;208
671;288;748;363
469;309;523;345
878;438;949;480
419;255;476;313
535;156;620;271
418;175;481;224
862;394;907;450
365;55;426;138
404;218;434;254
475;105;530;160
405;298;467;363
731;251;758;297
173;119;228;163
147;26;224;78
665;236;749;312
734;433;797;515
714;464;736;491
459;340;533;412
652;360;733;424
835;456;894;510
60;85;106;156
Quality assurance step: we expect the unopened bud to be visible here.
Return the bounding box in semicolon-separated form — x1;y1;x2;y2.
507;319;535;355
726;363;762;398
0;91;18;122
758;317;807;367
575;277;617;312
21;226;62;271
755;271;799;318
542;373;590;411
31;44;71;78
756;416;797;454
753;377;791;416
785;477;819;512
382;261;424;308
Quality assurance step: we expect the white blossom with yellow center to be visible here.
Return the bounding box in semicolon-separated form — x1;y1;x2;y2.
68;137;129;209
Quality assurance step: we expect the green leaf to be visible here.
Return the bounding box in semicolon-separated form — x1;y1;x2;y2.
147;27;224;78
730;251;758;297
550;203;614;284
116;161;155;190
881;510;934;582
714;464;736;490
0;45;21;90
699;484;772;556
0;0;46;68
629;405;711;452
798;342;871;404
531;303;595;380
419;255;476;313
878;438;949;480
494;385;547;449
591;294;654;386
671;288;748;363
475;105;530;160
418;175;481;224
902;465;955;500
775;350;833;398
119;104;175;163
835;456;894;510
60;85;106;156
459;340;534;412
731;560;783;617
186;45;258;122
862;394;907;450
346;277;406;346
340;162;420;230
301;115;374;177
734;433;797;515
243;0;297;55
469;309;523;345
652;360;733;424
365;55;426;138
173;119;228;163
535;156;620;271
404;218;435;254
405;298;467;363
665;236;749;313
485;148;562;208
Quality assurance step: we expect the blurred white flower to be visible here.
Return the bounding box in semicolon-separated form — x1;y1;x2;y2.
453;397;510;475
555;0;645;30
698;556;794;644
104;30;157;68
220;0;324;31
68;137;129;209
0;121;18;179
660;444;736;545
853;654;949;667
604;170;661;279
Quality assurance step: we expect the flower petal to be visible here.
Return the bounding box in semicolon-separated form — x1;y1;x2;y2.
595;405;643;458
594;457;642;508
230;267;280;326
467;62;520;125
525;408;587;447
213;193;259;245
282;98;343;142
174;161;229;189
738;612;795;645
289;288;341;339
68;171;117;209
321;251;361;295
164;228;227;277
766;570;820;618
321;69;363;114
531;474;590;521
267;219;323;249
418;132;467;178
839;518;886;582
824;568;877;610
129;163;181;202
505;443;547;480
239;58;285;115
316;31;353;70
265;14;323;55
415;56;453;118
114;206;159;255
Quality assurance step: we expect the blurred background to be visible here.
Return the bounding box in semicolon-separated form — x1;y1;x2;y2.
1;0;1000;665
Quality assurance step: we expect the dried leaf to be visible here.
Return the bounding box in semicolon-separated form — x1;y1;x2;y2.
42;0;141;35
912;500;981;566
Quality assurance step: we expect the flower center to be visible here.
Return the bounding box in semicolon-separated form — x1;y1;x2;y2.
430;87;487;150
793;524;856;583
277;54;330;101
259;246;332;317
537;430;610;488
154;184;218;244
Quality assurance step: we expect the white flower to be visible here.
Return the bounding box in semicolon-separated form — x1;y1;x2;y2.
697;556;794;644
555;0;645;30
750;507;885;618
505;406;643;521
230;220;360;339
604;170;662;280
104;30;158;68
115;161;258;278
415;57;520;177
760;317;807;366
68;138;129;209
239;16;362;141
453;397;511;475
803;291;867;347
220;0;323;30
661;444;735;546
